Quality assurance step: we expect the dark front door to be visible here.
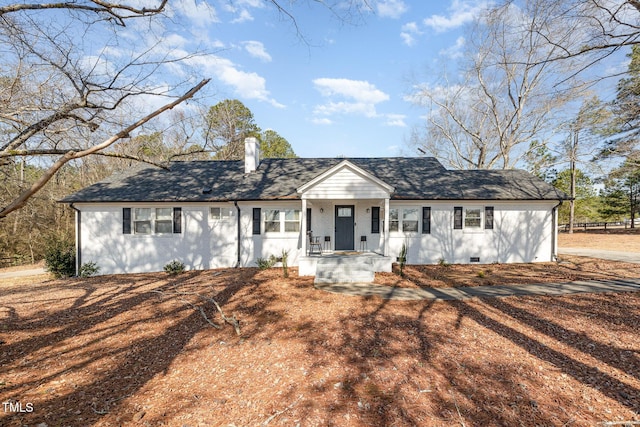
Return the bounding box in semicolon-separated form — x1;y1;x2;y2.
335;205;355;251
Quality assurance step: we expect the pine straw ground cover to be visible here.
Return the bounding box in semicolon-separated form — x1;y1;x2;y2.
0;260;639;427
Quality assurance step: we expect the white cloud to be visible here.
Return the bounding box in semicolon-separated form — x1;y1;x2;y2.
188;55;284;108
242;41;272;62
376;0;408;19
222;0;263;23
423;0;490;33
231;9;254;23
172;0;219;27
312;78;406;126
400;21;421;46
312;117;333;125
439;36;466;59
313;78;389;104
384;114;407;127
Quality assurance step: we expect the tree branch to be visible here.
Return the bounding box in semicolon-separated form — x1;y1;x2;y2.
0;78;209;219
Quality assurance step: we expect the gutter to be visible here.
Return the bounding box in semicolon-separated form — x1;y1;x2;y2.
234;201;241;268
551;199;563;261
69;203;81;276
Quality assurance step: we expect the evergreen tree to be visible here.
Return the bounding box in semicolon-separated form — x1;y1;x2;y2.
260;130;296;158
203;100;261;160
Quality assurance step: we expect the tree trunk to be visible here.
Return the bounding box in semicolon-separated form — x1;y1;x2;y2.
569;156;576;234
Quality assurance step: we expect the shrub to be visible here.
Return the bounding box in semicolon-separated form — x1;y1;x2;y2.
164;260;185;275
256;256;276;270
44;235;76;278
79;261;100;278
477;270;486;278
438;258;451;267
397;243;407;277
281;249;289;278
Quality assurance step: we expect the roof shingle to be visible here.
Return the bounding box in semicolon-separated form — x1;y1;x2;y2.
61;157;566;203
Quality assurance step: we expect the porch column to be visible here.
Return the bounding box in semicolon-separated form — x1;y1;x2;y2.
301;198;307;256
383;197;390;256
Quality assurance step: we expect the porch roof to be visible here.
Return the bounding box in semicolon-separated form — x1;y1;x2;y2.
61;157;567;203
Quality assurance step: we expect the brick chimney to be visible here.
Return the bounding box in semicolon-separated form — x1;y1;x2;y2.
244;137;260;173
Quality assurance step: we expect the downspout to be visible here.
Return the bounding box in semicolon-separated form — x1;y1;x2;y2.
234;201;241;268
551;200;563;262
69;203;81;275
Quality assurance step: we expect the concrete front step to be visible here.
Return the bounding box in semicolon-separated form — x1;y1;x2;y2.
314;257;375;284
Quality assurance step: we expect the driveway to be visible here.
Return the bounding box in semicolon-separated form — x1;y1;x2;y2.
0;268;47;279
558;247;640;264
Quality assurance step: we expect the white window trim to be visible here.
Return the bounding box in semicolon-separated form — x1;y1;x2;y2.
263;209;301;234
209;206;232;221
461;206;486;233
130;207;177;236
389;207;421;234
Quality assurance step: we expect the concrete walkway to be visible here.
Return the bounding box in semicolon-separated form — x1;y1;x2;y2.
0;268;48;280
314;278;640;301
559;247;640;264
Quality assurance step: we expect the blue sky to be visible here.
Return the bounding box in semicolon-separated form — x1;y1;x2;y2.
146;0;493;158
92;0;624;163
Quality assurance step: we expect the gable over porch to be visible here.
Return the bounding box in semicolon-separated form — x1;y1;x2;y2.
297;160;395;276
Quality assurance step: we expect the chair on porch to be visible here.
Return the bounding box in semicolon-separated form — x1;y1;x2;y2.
307;231;323;256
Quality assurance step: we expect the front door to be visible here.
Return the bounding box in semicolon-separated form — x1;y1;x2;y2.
335;205;355;251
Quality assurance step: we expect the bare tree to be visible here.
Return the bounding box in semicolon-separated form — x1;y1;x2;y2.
559;96;611;232
0;1;212;219
411;0;586;169
516;0;640;75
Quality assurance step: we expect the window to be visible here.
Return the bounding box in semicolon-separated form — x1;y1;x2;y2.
263;209;301;233
371;207;380;234
124;207;181;235
210;207;231;221
284;210;301;232
134;208;152;234
464;208;482;228
264;209;280;233
337;207;352;217
155;208;173;234
389;208;424;233
307;208;312;232
402;208;419;232
389;208;399;232
453;206;490;230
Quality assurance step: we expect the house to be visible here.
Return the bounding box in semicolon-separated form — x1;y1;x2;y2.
61;138;567;276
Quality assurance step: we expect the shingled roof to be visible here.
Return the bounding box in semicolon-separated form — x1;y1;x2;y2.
61;157;567;203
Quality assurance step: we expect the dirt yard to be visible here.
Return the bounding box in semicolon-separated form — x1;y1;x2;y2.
1;262;639;426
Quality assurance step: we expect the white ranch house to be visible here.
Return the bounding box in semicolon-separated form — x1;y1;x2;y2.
61;138;567;276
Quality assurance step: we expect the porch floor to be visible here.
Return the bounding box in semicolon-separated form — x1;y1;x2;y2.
299;252;393;278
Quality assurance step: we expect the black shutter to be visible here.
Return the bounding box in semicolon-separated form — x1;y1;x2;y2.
485;206;494;230
252;208;261;235
173;207;182;233
307;208;312;232
371;206;380;234
454;206;463;229
422;207;431;234
123;208;131;234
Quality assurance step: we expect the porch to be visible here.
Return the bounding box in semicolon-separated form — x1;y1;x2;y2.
299;252;393;278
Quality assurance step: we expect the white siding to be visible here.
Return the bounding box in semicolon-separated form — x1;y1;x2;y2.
303;168;389;199
77;203;237;275
76;199;558;275
387;201;556;264
237;201;302;267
